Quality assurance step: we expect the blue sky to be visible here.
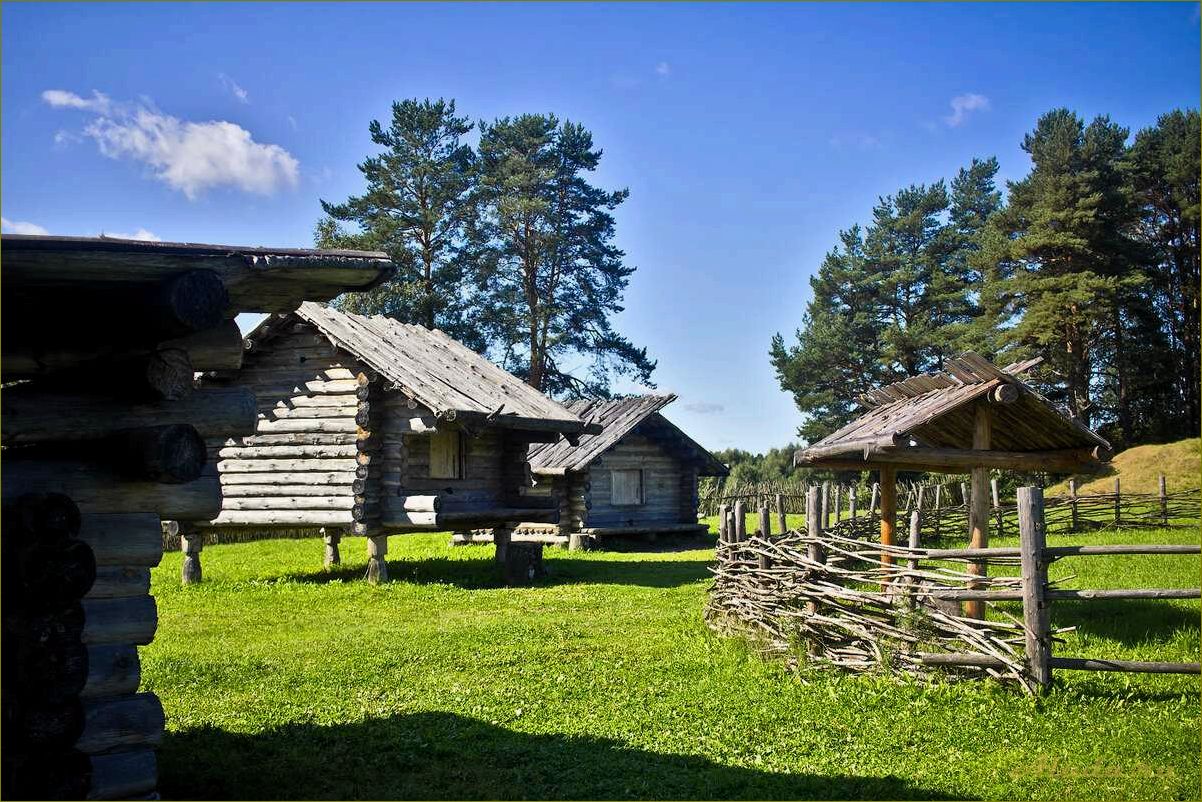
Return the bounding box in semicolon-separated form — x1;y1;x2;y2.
3;2;1198;452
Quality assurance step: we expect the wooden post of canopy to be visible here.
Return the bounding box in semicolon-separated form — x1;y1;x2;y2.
879;467;896;586
966;402;992;619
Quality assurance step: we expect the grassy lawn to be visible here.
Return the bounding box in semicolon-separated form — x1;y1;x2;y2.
144;524;1199;800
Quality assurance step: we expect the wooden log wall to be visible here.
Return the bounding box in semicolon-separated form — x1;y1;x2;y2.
586;434;685;528
2;270;253;799
203;325;373;536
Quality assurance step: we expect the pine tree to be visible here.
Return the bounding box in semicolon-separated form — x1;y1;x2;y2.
316;98;482;348
1125;108;1201;435
469;114;654;396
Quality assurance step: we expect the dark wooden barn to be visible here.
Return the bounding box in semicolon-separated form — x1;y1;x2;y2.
519;395;728;549
198;301;593;580
1;234;391;799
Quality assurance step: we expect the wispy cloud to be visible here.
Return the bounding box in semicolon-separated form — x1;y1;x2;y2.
682;401;724;415
101;228;161;241
1;217;50;235
43;89;300;199
218;73;249;104
42;89;111;114
287;115;299;131
943;93;990;127
655;61;671;77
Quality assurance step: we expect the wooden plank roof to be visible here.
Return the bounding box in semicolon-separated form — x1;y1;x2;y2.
250;302;588;434
527;394;728;475
0;234;392;313
794;352;1111;472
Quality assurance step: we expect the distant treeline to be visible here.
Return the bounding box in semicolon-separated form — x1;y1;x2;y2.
772;108;1200;450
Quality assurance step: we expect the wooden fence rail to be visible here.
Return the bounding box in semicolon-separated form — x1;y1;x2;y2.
706;485;1200;694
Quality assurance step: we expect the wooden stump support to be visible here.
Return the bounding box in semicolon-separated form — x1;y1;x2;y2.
1018;486;1051;691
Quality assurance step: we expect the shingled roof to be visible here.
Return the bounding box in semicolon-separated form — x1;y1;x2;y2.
527;394;728;476
794;352;1112;474
246;302;589;435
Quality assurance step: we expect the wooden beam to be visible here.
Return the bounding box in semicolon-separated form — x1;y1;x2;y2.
879;467;896;581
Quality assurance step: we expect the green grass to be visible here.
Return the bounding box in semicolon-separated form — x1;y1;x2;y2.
1048;437;1200;496
144;526;1200;800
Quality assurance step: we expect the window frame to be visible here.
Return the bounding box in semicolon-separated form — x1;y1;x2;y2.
428;429;465;480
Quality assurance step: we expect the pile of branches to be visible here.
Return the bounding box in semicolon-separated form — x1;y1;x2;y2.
705;518;1039;692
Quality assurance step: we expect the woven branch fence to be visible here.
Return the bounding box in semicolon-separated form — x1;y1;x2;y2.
701;479;1199;540
705;517;1039;691
706;487;1200;695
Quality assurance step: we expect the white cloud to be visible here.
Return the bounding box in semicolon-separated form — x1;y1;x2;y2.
43;90;300;199
943;93;991;127
41;89;111;113
218;73;249;104
655;61;671;77
1;217;50;235
101;228;161;241
54;129;83;147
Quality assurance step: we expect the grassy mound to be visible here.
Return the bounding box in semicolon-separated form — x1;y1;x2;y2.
1048;437;1199;496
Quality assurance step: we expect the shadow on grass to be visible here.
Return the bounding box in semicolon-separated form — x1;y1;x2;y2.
1049;598;1200;647
160;711;963;800
280;555;714;590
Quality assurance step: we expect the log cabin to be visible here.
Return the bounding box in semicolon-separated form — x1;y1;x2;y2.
198;301;595;580
1;233;392;800
517;395;728;549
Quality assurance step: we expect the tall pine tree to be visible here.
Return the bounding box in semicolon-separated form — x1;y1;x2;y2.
469;114;654;396
316;98;482;348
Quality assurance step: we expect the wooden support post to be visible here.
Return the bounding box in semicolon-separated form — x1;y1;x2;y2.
179;528;202;586
933;484;942;539
820;481;830;530
568;532;588;552
805;485;823;657
1068;479;1079;532
1114;477;1122;526
733;500;746;542
1159;474;1168;526
1018;486;1051;692
775;494;787;535
366;534;388;583
492;525;512;565
833;485;842;523
322;528;341;568
879;467;896;583
966;403;992;619
869;483;879;524
991;477;1003;539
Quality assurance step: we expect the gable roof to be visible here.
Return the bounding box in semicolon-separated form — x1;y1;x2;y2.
0;234;392;313
247;302;588;434
794;352;1112;473
527;394;728;476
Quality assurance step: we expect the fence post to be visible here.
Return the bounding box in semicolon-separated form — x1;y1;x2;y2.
907;509;921;605
915;484;926;535
776;493;787;534
991;477;1002;539
1114;477;1121;527
717;503;729;544
869;483;880;525
805;485;823;656
821;481;831;530
933;484;942;539
849;486;858;520
1068;479;1079;532
960;481;970;514
734;499;746;542
1018;486;1051;692
1159;474;1168;526
833;485;842;523
757;504;771;569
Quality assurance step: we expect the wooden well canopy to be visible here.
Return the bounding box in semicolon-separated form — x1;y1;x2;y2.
794;352;1113;475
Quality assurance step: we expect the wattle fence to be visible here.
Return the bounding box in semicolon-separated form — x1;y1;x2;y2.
705;486;1200;694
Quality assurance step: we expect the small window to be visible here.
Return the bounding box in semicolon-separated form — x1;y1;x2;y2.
429;430;464;479
611;469;644;505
